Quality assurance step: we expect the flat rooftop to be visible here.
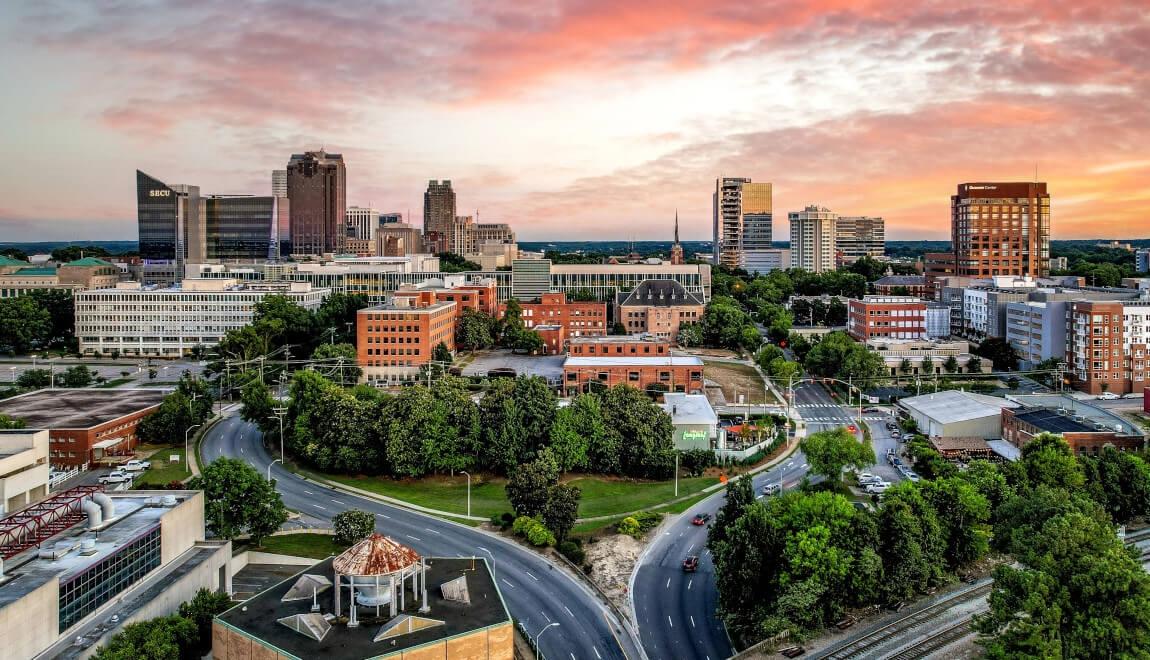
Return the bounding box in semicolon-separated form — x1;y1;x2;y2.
569;335;668;344
0;388;166;429
1012;408;1097;434
218;557;510;659
564;356;704;367
361;301;457;313
0;492;195;613
1006;393;1142;437
899;390;1018;425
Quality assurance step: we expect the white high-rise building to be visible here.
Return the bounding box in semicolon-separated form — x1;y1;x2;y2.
347;206;380;242
789;205;838;273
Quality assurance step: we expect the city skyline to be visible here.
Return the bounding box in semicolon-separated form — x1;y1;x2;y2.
1;1;1148;242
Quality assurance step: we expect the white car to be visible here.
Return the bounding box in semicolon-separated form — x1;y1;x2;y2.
905;473;921;483
856;472;877;484
121;459;151;472
1098;392;1120;400
98;470;133;485
1123;392;1143;399
865;483;891;494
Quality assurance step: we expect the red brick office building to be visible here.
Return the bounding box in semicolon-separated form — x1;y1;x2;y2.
501;293;607;338
847;296;928;341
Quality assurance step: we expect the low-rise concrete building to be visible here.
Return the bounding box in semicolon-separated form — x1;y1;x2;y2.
1;489;230;660
661;393;719;451
0;429;49;515
868;339;991;377
0;257;121;299
0;389;167;469
898;390;1019;439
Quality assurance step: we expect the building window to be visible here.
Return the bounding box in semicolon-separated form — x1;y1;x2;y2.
59;524;162;631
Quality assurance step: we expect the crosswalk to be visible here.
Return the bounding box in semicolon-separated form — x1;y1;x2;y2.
802;416;886;422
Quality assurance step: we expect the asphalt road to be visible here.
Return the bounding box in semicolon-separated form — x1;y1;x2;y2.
630;382;893;660
201;413;642;660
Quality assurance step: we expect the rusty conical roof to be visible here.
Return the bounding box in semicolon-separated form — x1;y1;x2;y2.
333;533;421;576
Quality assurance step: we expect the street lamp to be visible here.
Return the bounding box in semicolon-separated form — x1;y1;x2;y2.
460;471;471;518
184;424;202;467
267;458;281;482
534;622;560;654
268;408;287;464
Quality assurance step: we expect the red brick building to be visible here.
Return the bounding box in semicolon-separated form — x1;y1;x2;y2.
872;275;928;298
501;293;607;338
393;278;498;319
923;252;957;297
562;354;704;396
847;296;928;341
0;389;167;468
568;335;672;357
357;298;457;384
952;182;1050;279
1065;300;1150;395
615;280;704;341
534;325;567;355
1002;407;1144;455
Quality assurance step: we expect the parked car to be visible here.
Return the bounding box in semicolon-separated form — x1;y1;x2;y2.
859;476;885;486
1123;392;1143;399
856;472;877;483
121;459;151;472
682;556;700;572
892;457;903;466
865;483;891;494
906;473;921;483
691;513;712;526
1098;392;1120;400
762;483;782;497
98;470;132;485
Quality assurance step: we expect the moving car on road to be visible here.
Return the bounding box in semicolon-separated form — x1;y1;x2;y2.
691;513;712;526
762;483;782;497
682;556;699;572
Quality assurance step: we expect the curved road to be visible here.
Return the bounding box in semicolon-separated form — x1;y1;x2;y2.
631;383;872;660
202;412;643;660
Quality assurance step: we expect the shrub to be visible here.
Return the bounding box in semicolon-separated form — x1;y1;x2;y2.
617;516;641;538
333;509;375;546
489;513;504;528
632;511;664;533
512;515;536;535
526;523;556;547
558;540;585;564
680;448;717;477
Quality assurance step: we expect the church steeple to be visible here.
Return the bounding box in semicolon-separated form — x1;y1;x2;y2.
670;209;685;265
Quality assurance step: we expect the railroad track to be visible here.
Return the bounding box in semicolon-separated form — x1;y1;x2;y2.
884;606;988;660
814;581;993;660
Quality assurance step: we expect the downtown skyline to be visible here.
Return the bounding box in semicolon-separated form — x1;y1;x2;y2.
1;1;1148;242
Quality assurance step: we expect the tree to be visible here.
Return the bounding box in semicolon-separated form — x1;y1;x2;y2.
188;458;288;546
436;252;482;272
965;356;983;374
513;330;545;355
800;427;876;482
312;293;369;345
60;364;95;388
177;588;233;656
93;615;199;660
548;394;597;472
432;341;453;364
919;477;991;567
506;453;559;518
239;377;277;437
542;484;581;541
943;355;960;374
1082;446;1150;524
137;373;214;445
333;509;376;545
1019;433;1084;492
0;414;26;429
676;321;704;347
16;368;51;389
920;356;934;376
51;245;110;263
975;337;1020;371
0;296;52;353
708;475;755;549
599;384;675;478
1;247;28;261
899;358;913;375
311;342;361;385
456;308;496;350
500;298;525;345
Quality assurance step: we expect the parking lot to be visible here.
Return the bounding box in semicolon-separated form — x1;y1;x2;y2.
458;349;565;380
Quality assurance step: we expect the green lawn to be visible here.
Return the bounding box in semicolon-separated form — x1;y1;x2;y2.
134;446;191;487
318;471;719;520
253;533;346;559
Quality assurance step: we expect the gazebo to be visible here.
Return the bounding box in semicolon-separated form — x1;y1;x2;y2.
331;533;428;627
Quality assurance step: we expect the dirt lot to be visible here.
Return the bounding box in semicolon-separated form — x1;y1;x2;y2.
703;360;777;405
584;533;645;613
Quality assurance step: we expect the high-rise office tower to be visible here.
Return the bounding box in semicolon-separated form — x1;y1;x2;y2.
136;170;201;281
952;182;1050;278
712;177;772;269
271;170;289;259
203;196;276;262
286;151;346;256
423;180;457;254
835;216;885;264
346;206;379;242
789;205;838;273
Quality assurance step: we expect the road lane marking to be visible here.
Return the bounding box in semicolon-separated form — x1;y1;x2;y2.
501;578;515;589
526;571;539;581
686;544;694;553
688;579;693;590
571;654;577;660
425;528;442;535
564;605;574;617
665;578;670;588
313;504;326;510
542;611;551;622
331;499;345;505
668;616;673;628
594;647;601;659
406;535;421;542
691;615;696;628
239;448;244;454
375;513;390;519
304;490;315;495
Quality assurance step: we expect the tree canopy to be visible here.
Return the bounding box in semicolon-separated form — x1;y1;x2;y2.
189;458;288;545
800;427;876;481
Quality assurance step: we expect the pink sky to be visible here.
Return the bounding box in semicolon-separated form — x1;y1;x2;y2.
1;0;1148;241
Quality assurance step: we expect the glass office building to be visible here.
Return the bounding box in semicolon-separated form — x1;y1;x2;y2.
58;524;161;631
204;196;275;261
136;170;180;261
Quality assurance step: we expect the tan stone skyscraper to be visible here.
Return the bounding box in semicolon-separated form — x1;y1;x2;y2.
951;182;1050;278
712;177;772;269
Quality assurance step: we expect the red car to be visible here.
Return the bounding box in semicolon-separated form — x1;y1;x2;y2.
691;513;712;526
682;556;699;572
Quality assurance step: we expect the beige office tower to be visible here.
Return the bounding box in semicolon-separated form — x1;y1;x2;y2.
713;178;772;269
835;216;885;264
272;170;289;259
789;205;838;273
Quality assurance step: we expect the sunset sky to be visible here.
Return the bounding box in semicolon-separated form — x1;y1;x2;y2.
1;1;1147;242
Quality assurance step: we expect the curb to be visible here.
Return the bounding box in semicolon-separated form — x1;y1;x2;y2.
295;470;486;522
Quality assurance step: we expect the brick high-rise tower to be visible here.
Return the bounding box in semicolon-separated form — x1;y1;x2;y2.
952;182;1049;279
423;180;457;254
286;151;346;256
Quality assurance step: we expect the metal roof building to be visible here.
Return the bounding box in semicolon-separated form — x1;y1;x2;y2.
898;390;1020;439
